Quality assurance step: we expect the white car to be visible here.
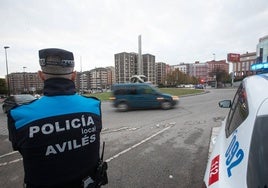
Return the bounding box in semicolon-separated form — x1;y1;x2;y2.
203;70;268;187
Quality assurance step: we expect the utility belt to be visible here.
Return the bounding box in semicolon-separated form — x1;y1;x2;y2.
24;143;108;188
24;162;108;188
82;160;108;188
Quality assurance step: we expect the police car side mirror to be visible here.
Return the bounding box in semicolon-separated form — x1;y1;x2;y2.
218;100;232;108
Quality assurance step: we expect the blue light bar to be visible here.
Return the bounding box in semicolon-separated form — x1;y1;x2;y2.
251;62;268;71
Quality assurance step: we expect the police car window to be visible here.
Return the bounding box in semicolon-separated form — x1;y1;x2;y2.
247;115;268;188
225;84;249;137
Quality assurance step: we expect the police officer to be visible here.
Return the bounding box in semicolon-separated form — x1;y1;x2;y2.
7;48;107;188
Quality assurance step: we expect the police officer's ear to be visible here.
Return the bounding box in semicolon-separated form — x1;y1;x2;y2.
38;70;46;81
71;71;77;81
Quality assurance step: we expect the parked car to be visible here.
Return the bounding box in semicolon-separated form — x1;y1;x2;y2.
202;67;268;187
110;83;179;112
2;94;37;113
195;84;204;89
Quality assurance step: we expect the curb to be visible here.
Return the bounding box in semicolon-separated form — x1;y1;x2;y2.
179;90;210;98
208;126;221;159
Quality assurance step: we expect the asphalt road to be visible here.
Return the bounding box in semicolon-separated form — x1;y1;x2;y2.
0;88;236;188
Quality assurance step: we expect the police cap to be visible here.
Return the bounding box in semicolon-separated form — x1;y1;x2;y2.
39;48;75;75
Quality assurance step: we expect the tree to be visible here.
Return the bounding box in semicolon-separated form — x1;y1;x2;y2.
165;69;198;87
0;78;7;95
209;68;231;87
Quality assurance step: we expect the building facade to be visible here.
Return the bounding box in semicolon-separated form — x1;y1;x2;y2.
171;63;187;74
114;52;157;84
89;68;109;90
77;72;89;93
156;62;167;85
188;61;208;82
256;35;268;63
7;67;114;95
142;54;156;84
114;52;138;83
76;66;115;92
8;72;43;95
232;52;256;78
207;60;229;82
106;66;115;89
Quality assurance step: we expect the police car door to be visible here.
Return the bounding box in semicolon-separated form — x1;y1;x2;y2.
221;83;248;186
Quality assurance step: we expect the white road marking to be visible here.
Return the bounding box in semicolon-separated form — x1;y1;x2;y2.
106;125;172;163
0;124;173;166
0;151;18;158
0;158;23;167
0;151;21;167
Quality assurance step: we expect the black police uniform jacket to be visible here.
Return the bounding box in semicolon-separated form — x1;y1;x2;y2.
7;78;102;187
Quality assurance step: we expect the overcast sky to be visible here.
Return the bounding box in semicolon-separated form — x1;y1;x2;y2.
1;0;267;78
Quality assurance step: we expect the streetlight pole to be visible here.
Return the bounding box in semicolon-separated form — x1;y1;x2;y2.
4;46;10;96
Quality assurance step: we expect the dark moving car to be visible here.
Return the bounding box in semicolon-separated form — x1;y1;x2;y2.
110;83;179;112
195;84;204;89
2;94;37;113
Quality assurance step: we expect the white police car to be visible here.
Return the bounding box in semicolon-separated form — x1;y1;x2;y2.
203;64;268;188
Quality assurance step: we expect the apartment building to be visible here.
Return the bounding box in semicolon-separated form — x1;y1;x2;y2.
106;66;115;89
207;60;229;82
114;52;157;84
75;71;89;93
89;67;109;90
230;52;256;78
142;54;156;84
156;62;167;85
76;66;115;92
171;63;187;74
188;61;208;82
257;35;268;63
114;52;138;83
8;72;43;95
6;66;114;95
